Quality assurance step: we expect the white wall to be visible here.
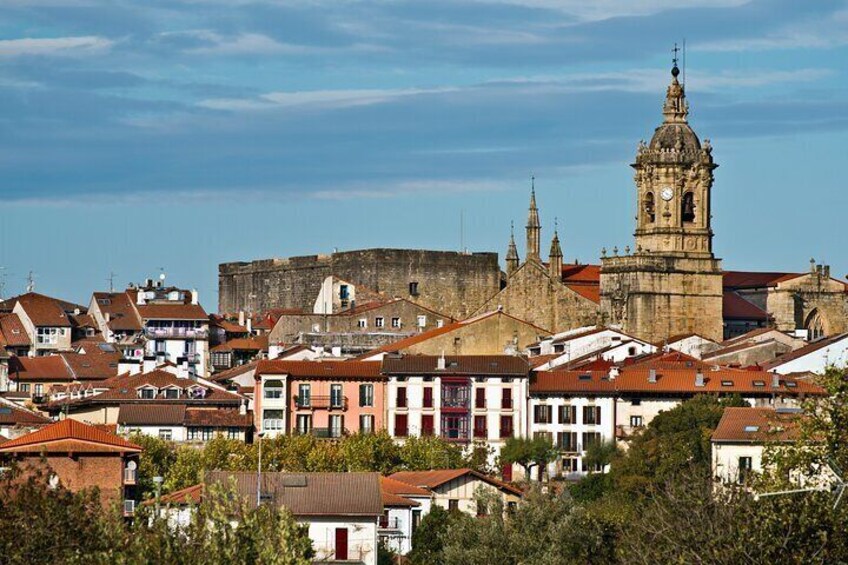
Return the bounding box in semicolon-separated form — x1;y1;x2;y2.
769;336;848;375
305;516;378;565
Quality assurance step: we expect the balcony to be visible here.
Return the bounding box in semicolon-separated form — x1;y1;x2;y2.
294;395;348;410
263;419;285;432
379;516;402;530
145;327;208;340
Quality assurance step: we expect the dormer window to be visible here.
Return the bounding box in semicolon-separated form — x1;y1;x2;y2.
163;388;181;399
138;387;157;399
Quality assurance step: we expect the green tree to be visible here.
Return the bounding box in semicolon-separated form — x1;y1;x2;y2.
165;445;205;492
498;436;556;481
130;433;177;497
408;505;463;565
341;431;402;473
398;435;466;471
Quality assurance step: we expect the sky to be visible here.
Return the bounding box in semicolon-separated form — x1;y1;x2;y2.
2;0;848;310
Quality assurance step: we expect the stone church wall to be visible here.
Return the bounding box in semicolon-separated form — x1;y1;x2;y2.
219;249;501;319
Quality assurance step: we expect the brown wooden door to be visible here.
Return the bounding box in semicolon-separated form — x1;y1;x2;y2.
335;527;348;560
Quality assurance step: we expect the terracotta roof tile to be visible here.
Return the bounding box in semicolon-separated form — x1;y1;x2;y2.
211;335;269;353
135;303;208;321
14;292;73;327
560;264;600;284
389;468;523;496
380;475;432;497
0;314;30;347
723;271;798;290
257;360;382;379
8;355;73;382
118;404;187;426
0;400;51;426
0;419;141;453
92;292;143;331
564;284;600;304
183;408;253;427
712;407;802;443
723;291;770;321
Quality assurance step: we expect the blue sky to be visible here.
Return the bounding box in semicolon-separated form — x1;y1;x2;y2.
2;0;848;309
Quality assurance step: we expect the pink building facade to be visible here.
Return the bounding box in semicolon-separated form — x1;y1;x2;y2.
254;360;386;438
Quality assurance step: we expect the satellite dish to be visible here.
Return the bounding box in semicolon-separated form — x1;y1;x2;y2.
159;273;166;281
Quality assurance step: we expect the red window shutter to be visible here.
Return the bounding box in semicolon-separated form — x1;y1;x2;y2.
501;463;513;482
475;388;486;409
397;387;407;408
423;387;433;408
502;388;512;409
571;406;577;425
595;406;602;426
395;414;408;437
421;414;434;436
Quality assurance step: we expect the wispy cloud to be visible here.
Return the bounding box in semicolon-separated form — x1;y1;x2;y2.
0;36;114;57
200;86;460;111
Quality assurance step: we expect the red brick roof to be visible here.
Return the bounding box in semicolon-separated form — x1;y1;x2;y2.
14;292;72;327
389;468;523;496
0;314;30;347
712;407;802;443
92;292;143;331
564;284;600;304
561;264;601;284
0;419;141;453
256;360;382;379
723;291;769;321
8;355;73;382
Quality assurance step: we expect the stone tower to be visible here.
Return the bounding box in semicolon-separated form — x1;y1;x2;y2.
525;178;541;262
506;222;520;276
599;58;724;343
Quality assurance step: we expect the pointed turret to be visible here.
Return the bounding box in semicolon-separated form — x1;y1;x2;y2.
548;218;563;279
525;176;541;261
662;59;688;124
506;221;520;276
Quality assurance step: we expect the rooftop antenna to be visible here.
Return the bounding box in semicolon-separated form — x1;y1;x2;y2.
107;272;116;293
26;270;36;293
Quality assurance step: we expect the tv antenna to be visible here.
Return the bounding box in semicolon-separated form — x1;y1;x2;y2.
107;272;117;293
26;270;36;293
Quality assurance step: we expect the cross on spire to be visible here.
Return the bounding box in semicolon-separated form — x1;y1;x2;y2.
672;43;680;67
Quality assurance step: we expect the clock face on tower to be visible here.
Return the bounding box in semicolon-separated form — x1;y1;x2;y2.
660;187;674;201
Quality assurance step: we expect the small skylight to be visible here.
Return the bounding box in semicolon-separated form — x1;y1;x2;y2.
785;381;797;388
744;425;760;432
578;374;591;381
753;380;766;387
721;380;733;386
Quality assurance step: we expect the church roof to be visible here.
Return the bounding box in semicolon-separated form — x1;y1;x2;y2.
723;291;770;321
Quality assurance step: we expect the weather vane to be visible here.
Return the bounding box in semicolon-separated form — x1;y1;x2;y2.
672;43;680;67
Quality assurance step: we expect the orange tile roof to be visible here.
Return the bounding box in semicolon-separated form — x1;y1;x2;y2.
0;314;29;347
564;284;600;304
531;371;617;394
381;354;529;376
15;292;72;327
389;468;523;496
135;303;208;321
561;264;601;284
145;483;204;506
92;292;143;331
256;360;383;379
211;335;269;353
0;419;141;453
723;271;799;289
8;355;73;382
0;400;50;426
712;407;802;443
380;475;432;497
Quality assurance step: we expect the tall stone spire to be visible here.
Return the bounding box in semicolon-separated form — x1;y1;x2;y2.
548;217;563;279
662;54;688;124
506;221;519;276
525;176;541;261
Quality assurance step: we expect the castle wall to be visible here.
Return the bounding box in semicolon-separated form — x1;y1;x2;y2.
219;249;501;319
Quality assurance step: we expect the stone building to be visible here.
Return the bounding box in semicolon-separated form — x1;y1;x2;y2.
219;249;501;321
599;60;724;343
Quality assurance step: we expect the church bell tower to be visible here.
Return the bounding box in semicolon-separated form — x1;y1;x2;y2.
600;51;724;343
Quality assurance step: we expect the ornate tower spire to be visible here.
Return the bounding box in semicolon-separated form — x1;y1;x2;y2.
548;217;563;279
506;221;520;276
663;45;688;124
525;175;541;261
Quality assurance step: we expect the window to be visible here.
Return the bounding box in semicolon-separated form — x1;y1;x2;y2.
409;282;419;296
631;399;641;406
534;405;553;424
753;380;766;387
139;388;155;399
359;384;374;407
339;284;349;300
201;427;214;441
562;457;579;473
330;384;344;408
34;384;43;396
738;456;753;484
558;405;577;424
227;427;240;439
436;319;444;328
329;414;344;438
357;319;367;329
441;414;469;440
582;432;602;450
297;384;311;407
164;388;180;399
583;406;602;426
265;380;284;399
448;499;459;512
630;415;643;428
417;315;427;327
20;384;30;393
359;414;374;434
396;386;407;409
422;387;433;409
375;317;385;328
499;415;513;438
442;384;469;408
557;432;578;452
534;431;553;445
263;410;284;431
212;352;230;367
391;317;401;328
644;191;656;223
155;340;166;353
421;414;434;436
296;414;312;435
501;388;513;410
473;415;487;438
721;380;733;387
475;388;486;409
36;327;59;345
159;429;172;441
412;509;422;534
682;192;695;222
395;414;408;437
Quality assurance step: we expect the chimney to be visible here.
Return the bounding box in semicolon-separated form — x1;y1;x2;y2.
695;372;705;387
246;317;253;334
823;265;831;279
609;366;620;380
190;289;199;305
239;399;247;416
648;368;657;383
772;373;781;389
436;352;446;371
238;311;245;327
105;313;111;323
136;291;146;305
